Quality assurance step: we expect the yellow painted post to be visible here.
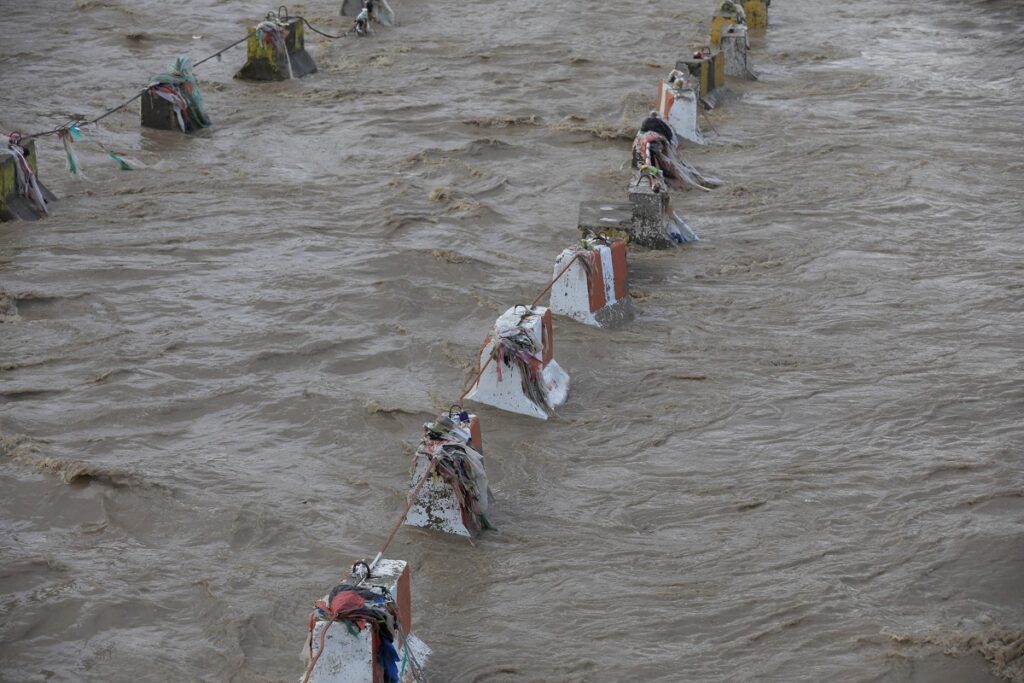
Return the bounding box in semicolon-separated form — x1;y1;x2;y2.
711;0;745;46
744;0;768;28
712;51;726;90
0;150;16;219
1;140;53;221
710;15;735;47
235;18;317;81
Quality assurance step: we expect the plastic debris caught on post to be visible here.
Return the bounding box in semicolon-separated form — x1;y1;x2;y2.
404;411;494;538
341;0;397;27
303;559;430;683
711;0;746;47
1;136;55;221
235;13;317;81
466;305;569;420
550;238;634;328
142;56;211;133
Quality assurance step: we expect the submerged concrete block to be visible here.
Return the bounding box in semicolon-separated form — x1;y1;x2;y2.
629;173;674;250
712;1;748;46
305;559;430;683
721;24;757;80
657;73;706;145
405;412;492;538
578;201;633;242
1;139;56;221
677;52;728;109
466;305;569;420
744;0;768;29
236;18;316;81
141;86;211;133
550;238;634;328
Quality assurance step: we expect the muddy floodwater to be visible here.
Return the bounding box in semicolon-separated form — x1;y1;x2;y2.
1;0;1023;681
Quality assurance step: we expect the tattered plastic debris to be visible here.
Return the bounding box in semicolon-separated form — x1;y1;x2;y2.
143;56;211;133
1;135;55;221
342;0;397;31
404;410;494;538
235;14;317;80
303;559;430;683
465;305;569;420
711;0;747;47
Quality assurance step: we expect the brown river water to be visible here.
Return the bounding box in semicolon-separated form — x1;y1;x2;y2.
2;0;1022;681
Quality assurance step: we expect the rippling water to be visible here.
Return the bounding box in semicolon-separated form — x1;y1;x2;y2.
2;0;1022;681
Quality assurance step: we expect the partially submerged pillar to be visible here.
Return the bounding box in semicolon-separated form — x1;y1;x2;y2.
721;24;757;80
744;0;769;29
550;238;634;328
465;305;569;420
577;201;633;243
142;57;211;133
657;69;706;145
628;172;699;248
677;51;727;109
710;1;745;47
628;172;675;249
404;411;493;538
304;560;431;683
235;16;316;81
1;137;56;221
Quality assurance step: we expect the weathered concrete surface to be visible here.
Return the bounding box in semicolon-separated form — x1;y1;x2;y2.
550;240;634;329
235;19;317;81
628;173;674;249
305;559;429;683
578;201;633;242
466;305;569;419
1;139;56;221
721;25;757;80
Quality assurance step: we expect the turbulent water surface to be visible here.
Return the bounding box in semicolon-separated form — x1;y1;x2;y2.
2;0;1023;681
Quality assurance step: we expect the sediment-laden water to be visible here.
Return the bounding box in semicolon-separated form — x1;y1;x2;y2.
1;0;1022;681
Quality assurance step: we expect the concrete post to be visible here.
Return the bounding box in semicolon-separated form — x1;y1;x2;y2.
721;24;757;80
235;18;317;81
628;172;674;249
657;73;706;145
304;560;431;683
578;201;633;243
744;0;769;28
404;412;492;538
465;305;569;420
549;239;634;328
1;139;56;221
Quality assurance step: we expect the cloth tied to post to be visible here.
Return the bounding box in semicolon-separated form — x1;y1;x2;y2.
488;311;549;409
2;135;49;215
147;56;211;132
255;20;294;79
311;583;403;682
418;426;493;533
632;123;722;192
